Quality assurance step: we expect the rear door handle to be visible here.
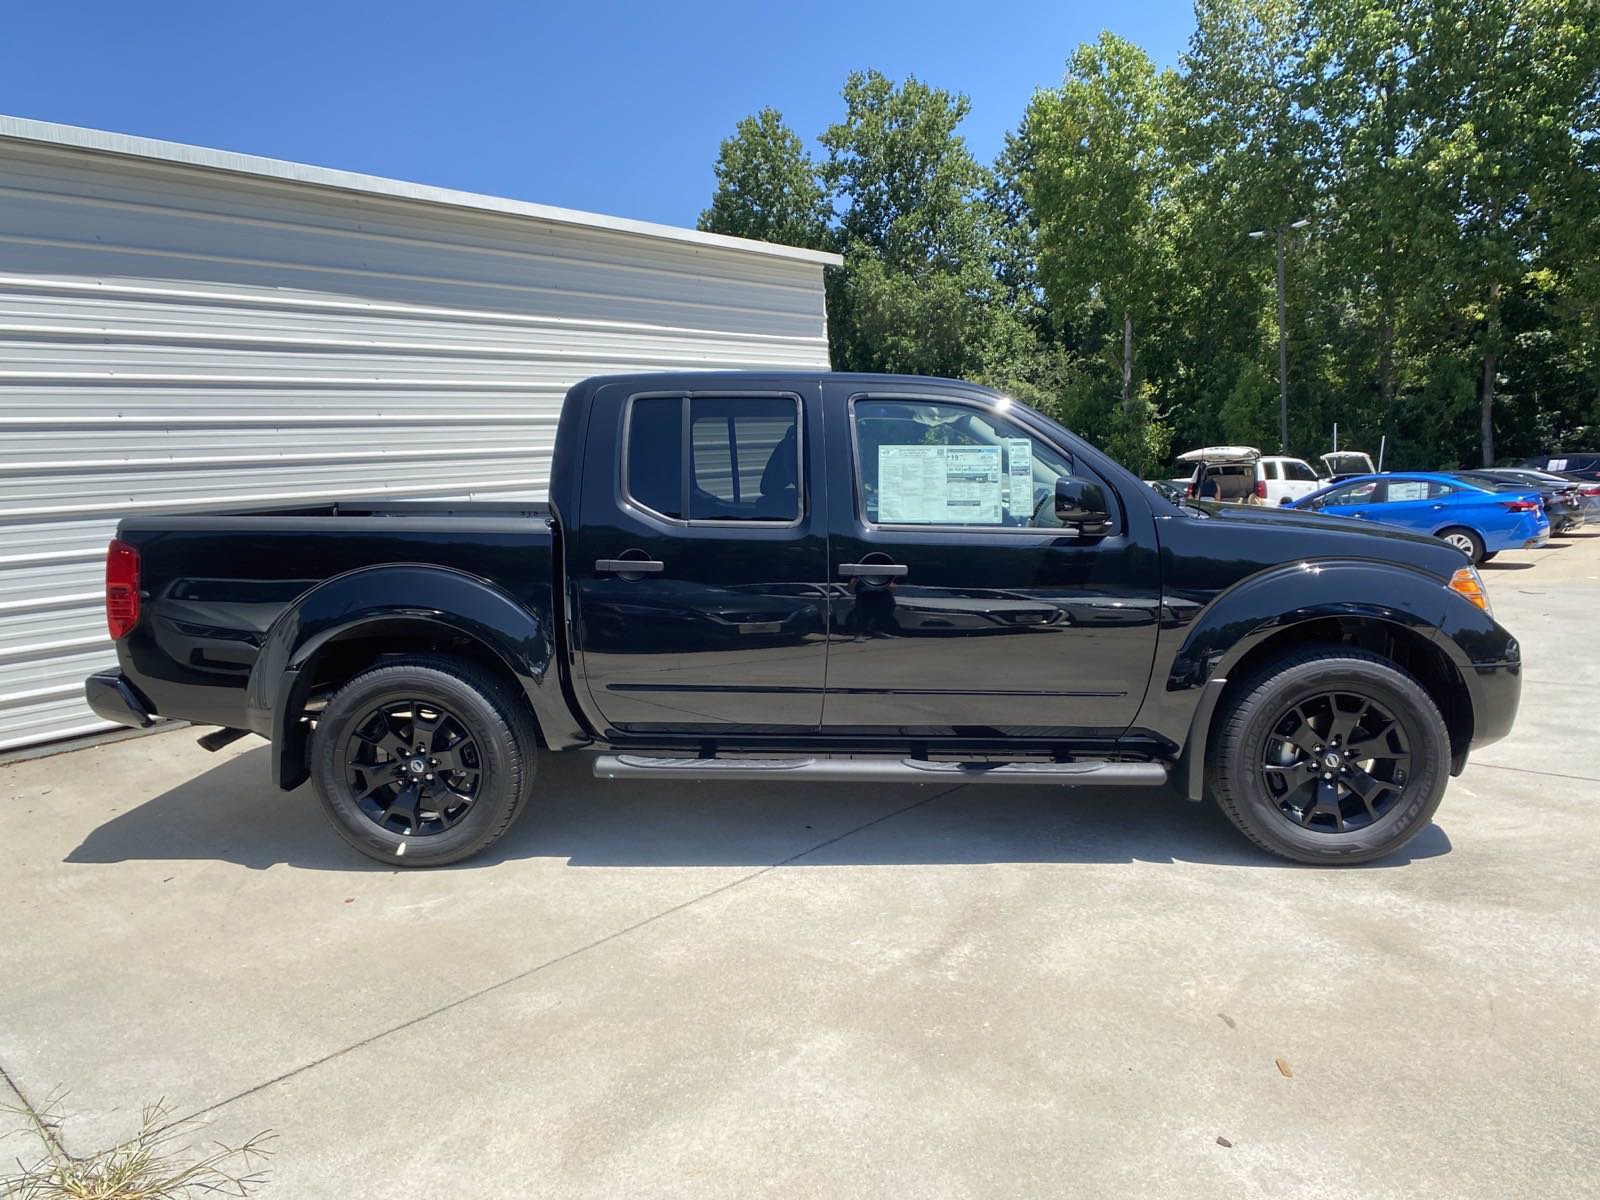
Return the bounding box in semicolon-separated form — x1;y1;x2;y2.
595;559;664;573
838;562;908;578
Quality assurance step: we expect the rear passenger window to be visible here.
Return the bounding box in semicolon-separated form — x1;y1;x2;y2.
1386;480;1431;502
624;395;800;523
690;398;799;521
1283;460;1320;482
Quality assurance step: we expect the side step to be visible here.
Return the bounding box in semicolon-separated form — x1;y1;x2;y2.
593;754;1167;787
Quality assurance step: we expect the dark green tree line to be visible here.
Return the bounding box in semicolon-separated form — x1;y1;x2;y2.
699;0;1600;473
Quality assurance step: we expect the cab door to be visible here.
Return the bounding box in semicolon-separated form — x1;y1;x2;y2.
569;381;830;736
817;383;1162;739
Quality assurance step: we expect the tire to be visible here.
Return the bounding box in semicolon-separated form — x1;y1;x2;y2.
1207;646;1450;865
1479;551;1497;563
1437;525;1485;564
311;654;537;867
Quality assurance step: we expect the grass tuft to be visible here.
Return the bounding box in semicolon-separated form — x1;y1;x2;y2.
2;1090;273;1199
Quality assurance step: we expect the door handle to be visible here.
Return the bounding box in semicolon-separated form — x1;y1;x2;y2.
838;562;908;578
595;558;664;573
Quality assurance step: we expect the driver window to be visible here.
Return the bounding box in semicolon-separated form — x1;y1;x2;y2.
852;398;1099;530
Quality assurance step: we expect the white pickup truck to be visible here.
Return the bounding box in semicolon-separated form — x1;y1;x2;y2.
1177;446;1325;506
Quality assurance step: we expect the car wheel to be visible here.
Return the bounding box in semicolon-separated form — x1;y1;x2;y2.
1437;526;1485;564
1208;646;1449;865
311;654;537;867
1480;551;1497;562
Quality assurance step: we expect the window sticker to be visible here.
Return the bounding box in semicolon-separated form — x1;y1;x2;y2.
1005;438;1033;518
1549;458;1568;471
1387;481;1428;501
878;444;1003;524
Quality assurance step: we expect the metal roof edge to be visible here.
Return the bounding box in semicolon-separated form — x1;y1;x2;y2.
0;114;845;269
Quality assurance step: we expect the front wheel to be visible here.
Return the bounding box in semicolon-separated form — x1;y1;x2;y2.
1208;647;1450;865
311;654;537;867
1437;525;1485;564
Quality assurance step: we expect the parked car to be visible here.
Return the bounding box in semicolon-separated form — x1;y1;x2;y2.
1558;477;1600;521
85;372;1520;869
1321;451;1377;483
1519;452;1600;481
1177;446;1324;505
1290;472;1548;563
1455;469;1586;533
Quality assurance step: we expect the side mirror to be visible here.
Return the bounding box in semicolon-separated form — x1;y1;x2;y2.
1055;476;1112;536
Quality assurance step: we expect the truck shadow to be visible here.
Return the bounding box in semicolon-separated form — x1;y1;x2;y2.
66;745;1453;872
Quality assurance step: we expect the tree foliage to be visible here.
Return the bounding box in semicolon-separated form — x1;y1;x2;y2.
698;108;830;251
699;1;1600;471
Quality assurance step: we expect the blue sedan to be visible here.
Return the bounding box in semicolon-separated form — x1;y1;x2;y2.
1289;472;1549;564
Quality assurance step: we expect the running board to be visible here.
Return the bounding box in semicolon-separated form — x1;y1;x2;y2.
593;755;1167;787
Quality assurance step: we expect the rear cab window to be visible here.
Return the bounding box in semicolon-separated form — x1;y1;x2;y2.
624;394;802;524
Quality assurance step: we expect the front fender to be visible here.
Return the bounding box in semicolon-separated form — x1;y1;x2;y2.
1153;560;1458;799
1169;560;1451;691
246;564;585;789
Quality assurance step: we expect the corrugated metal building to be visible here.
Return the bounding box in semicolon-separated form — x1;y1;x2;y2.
0;116;840;750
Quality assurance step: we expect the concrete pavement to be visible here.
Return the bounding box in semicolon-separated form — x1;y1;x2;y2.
1;537;1596;1198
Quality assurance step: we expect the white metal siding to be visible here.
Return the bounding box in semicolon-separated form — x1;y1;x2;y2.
0;119;837;750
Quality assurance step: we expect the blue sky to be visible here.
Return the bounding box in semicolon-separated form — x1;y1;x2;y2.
0;0;1195;230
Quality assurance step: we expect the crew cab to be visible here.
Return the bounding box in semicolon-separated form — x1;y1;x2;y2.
86;372;1522;868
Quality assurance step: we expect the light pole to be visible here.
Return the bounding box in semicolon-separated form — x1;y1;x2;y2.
1249;219;1310;453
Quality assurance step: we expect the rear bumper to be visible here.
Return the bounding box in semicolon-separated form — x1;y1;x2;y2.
84;670;156;729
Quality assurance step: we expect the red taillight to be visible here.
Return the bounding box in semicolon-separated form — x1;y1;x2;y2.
1255;479;1268;500
106;539;139;640
1501;499;1541;513
1186;481;1197;498
1580;485;1600;497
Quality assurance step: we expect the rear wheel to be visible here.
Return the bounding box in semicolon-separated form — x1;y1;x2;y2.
1437;526;1485;564
1208;646;1449;865
1479;551;1498;563
311;654;537;867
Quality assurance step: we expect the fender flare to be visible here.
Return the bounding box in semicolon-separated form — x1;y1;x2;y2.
245;564;586;790
1168;559;1460;800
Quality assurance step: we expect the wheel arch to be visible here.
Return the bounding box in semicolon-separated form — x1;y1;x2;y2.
246;564;588;791
1172;562;1472;800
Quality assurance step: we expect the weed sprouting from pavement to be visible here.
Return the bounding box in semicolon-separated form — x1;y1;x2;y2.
1;1089;273;1199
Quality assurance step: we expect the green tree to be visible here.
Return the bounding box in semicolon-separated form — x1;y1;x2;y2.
1410;0;1600;463
819;70;1003;378
698;108;830;250
1028;34;1186;473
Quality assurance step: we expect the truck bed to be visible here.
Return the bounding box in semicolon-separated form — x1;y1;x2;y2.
111;499;558;733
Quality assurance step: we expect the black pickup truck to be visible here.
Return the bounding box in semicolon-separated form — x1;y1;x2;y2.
86;372;1520;867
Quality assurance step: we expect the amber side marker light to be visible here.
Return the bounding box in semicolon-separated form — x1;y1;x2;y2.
1448;566;1491;615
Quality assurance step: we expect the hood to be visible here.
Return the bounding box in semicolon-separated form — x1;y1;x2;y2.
1181;499;1468;578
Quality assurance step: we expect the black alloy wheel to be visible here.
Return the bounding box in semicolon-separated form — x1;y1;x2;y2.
1259;691;1410;833
1207;646;1450;865
311;654;537;867
340;700;483;837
